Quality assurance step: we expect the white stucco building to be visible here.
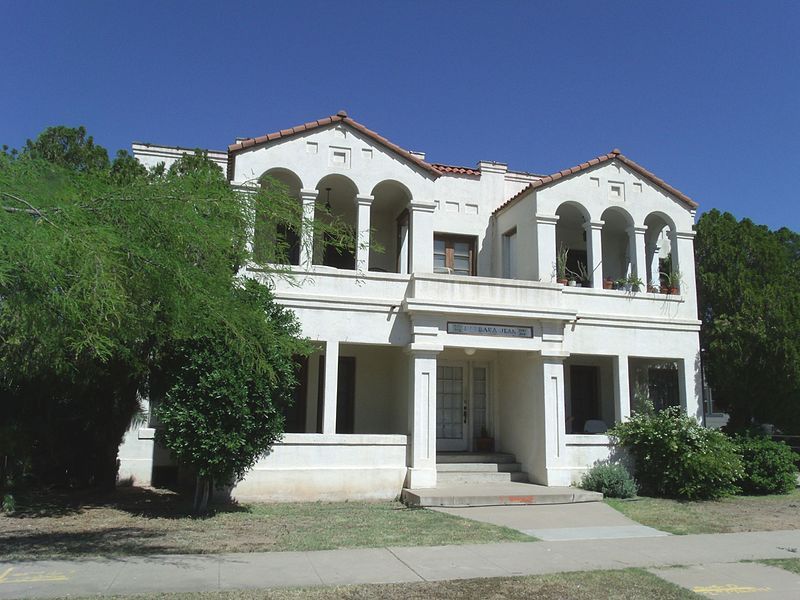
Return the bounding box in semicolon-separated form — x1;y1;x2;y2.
121;111;701;503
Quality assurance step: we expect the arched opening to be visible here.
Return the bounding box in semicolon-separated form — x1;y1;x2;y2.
315;174;358;270
600;207;634;285
644;212;677;292
555;202;590;285
370;180;412;273
256;168;302;265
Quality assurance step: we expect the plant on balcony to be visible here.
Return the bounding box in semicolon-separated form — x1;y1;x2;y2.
575;260;591;287
603;277;614;290
556;242;570;284
626;275;644;293
661;270;682;294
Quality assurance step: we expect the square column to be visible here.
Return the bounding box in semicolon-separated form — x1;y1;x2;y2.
539;353;568;485
410;200;436;273
321;340;339;434
613;355;631;422
406;348;439;488
584;220;604;288
355;194;374;272
628;226;648;286
299;189;318;269
670;230;697;304
534;214;559;281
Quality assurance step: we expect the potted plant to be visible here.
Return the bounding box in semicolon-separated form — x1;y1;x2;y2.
603;277;614;290
626;275;644;293
556;242;569;285
661;270;681;294
613;277;627;291
476;426;494;453
576;261;591;287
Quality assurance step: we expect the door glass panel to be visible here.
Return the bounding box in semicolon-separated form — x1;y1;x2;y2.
437;365;464;439
472;367;487;438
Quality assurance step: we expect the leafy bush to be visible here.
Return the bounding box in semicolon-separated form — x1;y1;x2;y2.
610;406;743;500
1;494;15;514
579;463;638;498
734;435;798;495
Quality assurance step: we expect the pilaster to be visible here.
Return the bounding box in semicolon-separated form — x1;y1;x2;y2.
410;200;436;273
534;214;559;282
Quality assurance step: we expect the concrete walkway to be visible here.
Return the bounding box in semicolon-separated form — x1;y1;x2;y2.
1;530;800;598
433;502;668;540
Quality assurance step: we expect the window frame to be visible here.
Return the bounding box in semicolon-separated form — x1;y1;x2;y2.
434;233;477;276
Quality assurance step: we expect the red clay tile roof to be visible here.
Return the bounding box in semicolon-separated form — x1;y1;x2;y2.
431;163;481;176
228;111;443;178
493;149;698;215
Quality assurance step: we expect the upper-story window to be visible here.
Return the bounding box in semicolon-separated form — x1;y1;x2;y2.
434;234;476;276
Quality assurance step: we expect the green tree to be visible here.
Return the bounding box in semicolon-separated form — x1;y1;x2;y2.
154;281;305;513
0;129;353;494
695;209;800;432
22;125;110;172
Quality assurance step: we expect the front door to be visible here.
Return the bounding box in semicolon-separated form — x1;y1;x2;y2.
436;362;468;451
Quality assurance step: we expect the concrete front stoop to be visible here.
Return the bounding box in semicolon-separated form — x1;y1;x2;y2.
402;452;602;507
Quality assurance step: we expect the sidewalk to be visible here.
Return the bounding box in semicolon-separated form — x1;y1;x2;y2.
1;530;799;598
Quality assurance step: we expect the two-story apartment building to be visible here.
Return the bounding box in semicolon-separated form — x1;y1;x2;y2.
120;111;701;503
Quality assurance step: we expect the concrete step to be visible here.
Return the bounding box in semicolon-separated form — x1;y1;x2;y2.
436;452;516;464
437;471;513;484
402;482;602;508
437;462;522;473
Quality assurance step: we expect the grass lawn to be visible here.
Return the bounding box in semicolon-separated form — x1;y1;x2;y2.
0;487;531;561
605;489;800;535
52;568;700;600
757;558;800;576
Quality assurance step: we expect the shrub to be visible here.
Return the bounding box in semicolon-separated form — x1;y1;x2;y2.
734;435;798;495
610;406;743;500
580;463;638;498
1;494;15;514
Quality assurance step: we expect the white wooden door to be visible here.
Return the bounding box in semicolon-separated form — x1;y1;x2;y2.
436;362;467;451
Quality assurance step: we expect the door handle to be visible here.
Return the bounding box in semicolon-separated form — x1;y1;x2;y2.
463;404;468;424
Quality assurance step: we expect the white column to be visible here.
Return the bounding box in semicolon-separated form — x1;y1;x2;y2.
534;214;559;281
584;220;604;289
406;348;439;488
671;230;697;303
355;194;374;272
322;340;339;435
540;353;568;485
410;200;436;273
299;189;318;269
628;226;648;286
614;355;631;422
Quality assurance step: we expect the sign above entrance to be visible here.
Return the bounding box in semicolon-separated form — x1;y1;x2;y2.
447;322;533;338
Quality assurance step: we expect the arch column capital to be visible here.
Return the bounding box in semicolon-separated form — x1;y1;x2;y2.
584;220;605;232
356;194;374;207
300;188;319;201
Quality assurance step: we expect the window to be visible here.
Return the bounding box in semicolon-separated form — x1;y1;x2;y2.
502;228;517;279
434;234;476;276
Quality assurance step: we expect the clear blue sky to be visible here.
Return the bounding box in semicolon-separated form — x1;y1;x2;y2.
2;1;798;230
